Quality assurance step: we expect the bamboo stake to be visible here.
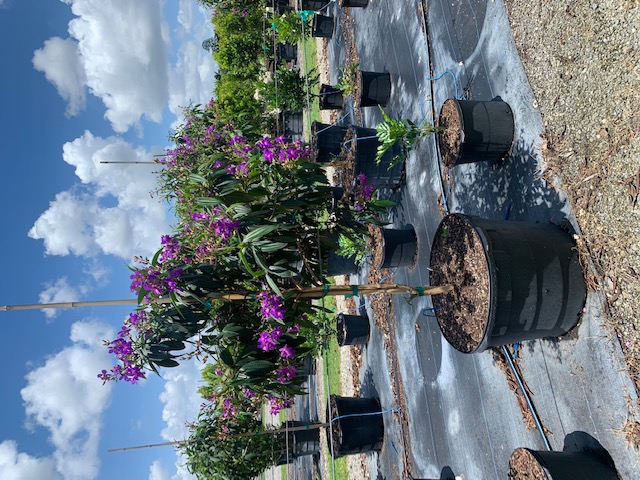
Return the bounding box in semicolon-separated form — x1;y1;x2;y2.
0;284;453;312
108;422;332;452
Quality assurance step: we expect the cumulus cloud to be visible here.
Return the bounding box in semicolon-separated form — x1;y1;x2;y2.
158;362;203;479
19;320;114;480
32;37;87;116
28;131;171;260
148;460;170;480
39;276;89;320
0;441;61;480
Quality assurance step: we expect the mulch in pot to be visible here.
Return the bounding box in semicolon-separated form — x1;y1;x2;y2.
437;99;462;166
429;214;489;353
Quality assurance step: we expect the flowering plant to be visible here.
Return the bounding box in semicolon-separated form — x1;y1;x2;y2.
180;402;283;480
101;102;394;401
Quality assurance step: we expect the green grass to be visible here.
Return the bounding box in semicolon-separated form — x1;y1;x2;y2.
299;37;321;138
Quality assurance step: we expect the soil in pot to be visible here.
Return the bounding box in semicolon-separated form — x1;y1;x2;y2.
429;214;489;352
437;98;514;166
328;395;384;457
508;448;621;479
429;214;586;353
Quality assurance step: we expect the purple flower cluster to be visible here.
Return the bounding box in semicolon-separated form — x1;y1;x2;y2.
276;364;298;384
158;235;182;263
268;396;293;415
98;325;146;384
212;216;241;241
130;265;184;298
257;291;285;320
257;326;284;352
257;136;310;164
353;173;376;211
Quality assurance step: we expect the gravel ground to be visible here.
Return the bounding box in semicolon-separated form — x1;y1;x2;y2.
504;0;640;395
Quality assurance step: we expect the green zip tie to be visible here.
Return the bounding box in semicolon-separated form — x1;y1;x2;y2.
204;300;212;312
346;285;359;298
322;284;329;297
415;286;425;296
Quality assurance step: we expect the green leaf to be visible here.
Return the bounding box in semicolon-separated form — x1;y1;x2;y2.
242;225;278;243
219;348;235;367
264;273;283;297
197;196;222;207
241;360;275;375
189;173;207;183
374;199;397;207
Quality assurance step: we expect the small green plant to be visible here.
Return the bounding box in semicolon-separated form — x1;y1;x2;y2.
336;63;360;98
271;11;311;44
375;106;438;165
336;233;368;265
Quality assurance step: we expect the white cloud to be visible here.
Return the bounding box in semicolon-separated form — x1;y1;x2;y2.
158;362;203;480
39;277;88;320
28;131;171;260
0;441;61;480
32;37;87;116
63;0;171;132
19;320;114;480
148;460;170;480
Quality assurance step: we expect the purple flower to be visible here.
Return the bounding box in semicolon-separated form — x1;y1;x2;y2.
276;365;298;384
279;344;296;360
258;291;285;320
257;331;277;351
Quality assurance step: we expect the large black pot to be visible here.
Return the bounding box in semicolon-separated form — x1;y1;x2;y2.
336;312;370;346
437;98;514;166
328;395;384;457
326;250;360;276
359;71;391;107
347;125;404;189
340;0;369;6
311;121;347;163
312;14;334;38
319;84;344;110
429;214;586;353
381;227;417;269
508;448;620;479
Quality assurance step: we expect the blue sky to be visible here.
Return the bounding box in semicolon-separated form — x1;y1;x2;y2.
0;1;216;479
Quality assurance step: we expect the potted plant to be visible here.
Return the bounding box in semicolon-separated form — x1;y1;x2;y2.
428;214;587;353
375;107;438;165
328;394;384;457
336;311;370;346
336;64;392;107
342;125;405;189
508;447;621;479
271;11;312;44
437;98;515;166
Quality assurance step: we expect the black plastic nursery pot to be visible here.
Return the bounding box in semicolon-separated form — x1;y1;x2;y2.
359;71;392;107
380;227;418;269
347;125;404;189
311;121;347;163
312;14;334;38
340;0;370;6
326;249;360;276
328;395;384;457
318;84;344;110
437;98;514;166
336;312;370;346
302;0;332;9
508;448;621;479
276;42;298;63
276;421;322;465
429;214;586;353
